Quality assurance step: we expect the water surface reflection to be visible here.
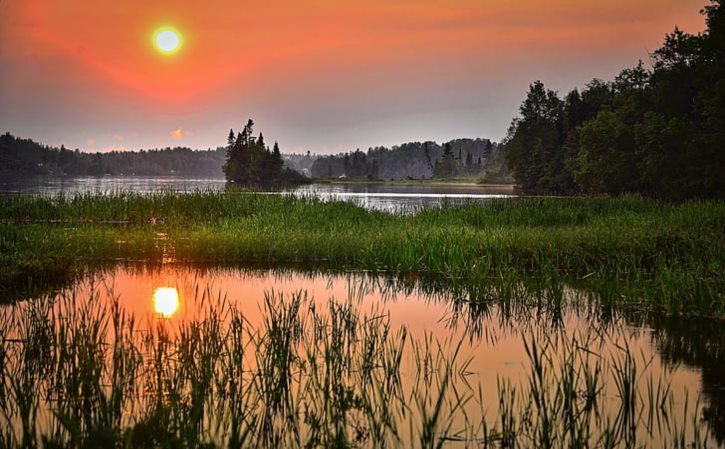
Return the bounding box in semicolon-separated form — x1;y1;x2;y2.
0;176;515;213
1;265;722;447
152;287;180;317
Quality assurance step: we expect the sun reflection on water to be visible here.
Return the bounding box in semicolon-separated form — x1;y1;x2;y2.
153;287;179;317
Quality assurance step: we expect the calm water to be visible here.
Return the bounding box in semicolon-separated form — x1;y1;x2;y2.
2;265;723;447
292;182;515;212
0;175;228;195
0;175;516;212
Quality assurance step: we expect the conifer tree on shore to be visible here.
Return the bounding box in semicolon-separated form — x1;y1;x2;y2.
223;119;305;186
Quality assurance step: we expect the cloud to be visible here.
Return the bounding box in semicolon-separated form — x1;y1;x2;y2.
170;128;189;139
86;138;95;146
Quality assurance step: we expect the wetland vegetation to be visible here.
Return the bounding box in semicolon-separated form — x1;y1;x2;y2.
1;192;723;315
2;189;722;447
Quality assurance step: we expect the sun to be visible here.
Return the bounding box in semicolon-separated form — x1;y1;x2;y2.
153;27;182;55
153;287;180;317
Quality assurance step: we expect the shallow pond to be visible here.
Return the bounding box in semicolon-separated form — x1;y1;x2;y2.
1;265;722;448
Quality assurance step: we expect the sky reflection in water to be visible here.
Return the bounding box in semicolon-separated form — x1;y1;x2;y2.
3;264;723;447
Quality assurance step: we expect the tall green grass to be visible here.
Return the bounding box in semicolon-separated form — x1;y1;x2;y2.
1;192;723;314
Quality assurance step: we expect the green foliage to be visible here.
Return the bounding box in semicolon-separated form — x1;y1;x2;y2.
1;192;724;315
504;81;572;194
575;110;639;194
504;0;725;199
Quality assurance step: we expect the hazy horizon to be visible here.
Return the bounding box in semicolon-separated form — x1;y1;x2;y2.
0;131;497;155
0;0;708;154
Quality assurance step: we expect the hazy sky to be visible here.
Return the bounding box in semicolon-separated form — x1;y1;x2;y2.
0;0;709;154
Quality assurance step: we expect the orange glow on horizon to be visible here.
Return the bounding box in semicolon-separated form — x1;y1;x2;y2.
0;0;709;152
5;0;707;106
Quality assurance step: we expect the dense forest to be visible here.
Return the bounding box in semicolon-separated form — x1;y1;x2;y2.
0;133;226;177
505;0;725;199
308;138;510;181
223;119;308;186
283;151;317;176
1;131;512;183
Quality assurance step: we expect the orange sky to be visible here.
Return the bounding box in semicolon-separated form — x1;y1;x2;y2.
0;0;709;153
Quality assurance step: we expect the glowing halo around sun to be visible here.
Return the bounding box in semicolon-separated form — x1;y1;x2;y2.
153;287;180;317
153;27;182;55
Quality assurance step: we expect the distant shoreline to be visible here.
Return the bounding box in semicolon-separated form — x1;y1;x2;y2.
312;177;516;188
0;173;517;190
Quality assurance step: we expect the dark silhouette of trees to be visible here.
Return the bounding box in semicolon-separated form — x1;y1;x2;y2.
309;138;503;180
434;142;458;177
0;132;226;177
1;130;507;184
504;0;725;199
223;119;306;186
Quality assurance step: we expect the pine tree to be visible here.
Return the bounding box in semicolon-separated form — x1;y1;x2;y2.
243;120;254;145
223;128;239;181
434;142;457;177
272;141;284;178
227;129;235;148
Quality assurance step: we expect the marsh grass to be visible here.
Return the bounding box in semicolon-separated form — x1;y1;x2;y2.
0;282;716;449
1;192;723;315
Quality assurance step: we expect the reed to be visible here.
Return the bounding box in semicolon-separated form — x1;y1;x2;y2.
1;192;723;315
0;283;715;448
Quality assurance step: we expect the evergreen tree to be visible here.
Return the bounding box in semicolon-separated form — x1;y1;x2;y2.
272;142;284;174
503;0;724;198
223;119;298;186
504;81;566;193
434;142;458;177
227;129;235;147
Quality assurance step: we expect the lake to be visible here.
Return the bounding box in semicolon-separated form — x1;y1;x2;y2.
0;175;516;212
2;264;722;448
2;180;721;447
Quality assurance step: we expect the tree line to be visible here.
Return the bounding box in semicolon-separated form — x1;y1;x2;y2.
504;0;724;199
308;138;509;181
0;133;226;177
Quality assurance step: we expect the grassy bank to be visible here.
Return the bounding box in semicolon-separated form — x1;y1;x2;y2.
0;192;723;314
